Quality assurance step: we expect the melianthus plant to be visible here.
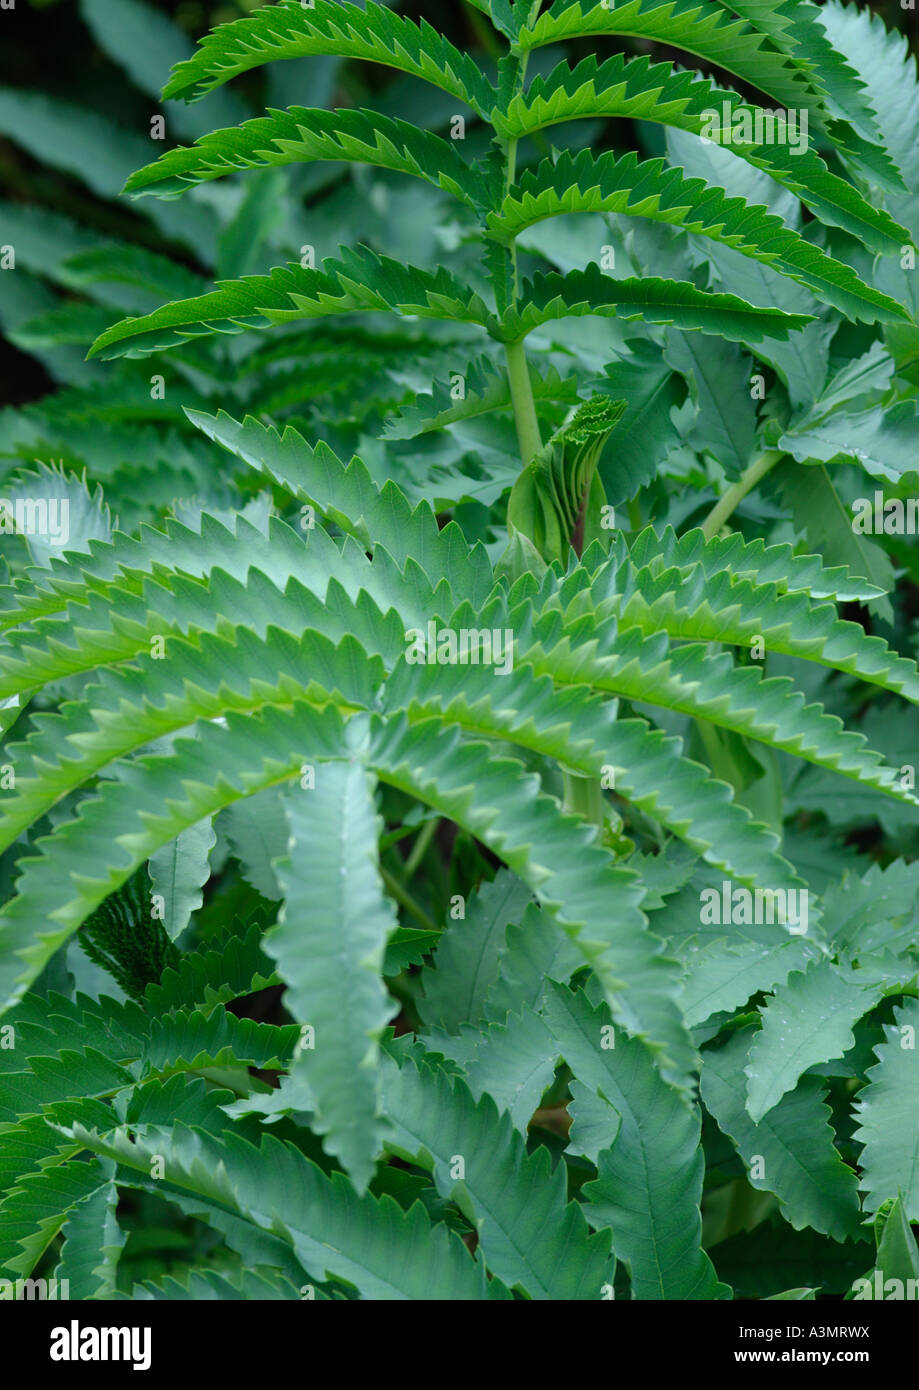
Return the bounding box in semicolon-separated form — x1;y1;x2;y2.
1;0;919;1300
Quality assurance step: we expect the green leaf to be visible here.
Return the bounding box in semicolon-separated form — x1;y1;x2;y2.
663;329;755;476
127;1266;306;1300
663;126;834;409
143;1007;299;1074
87;248;491;360
520;0;822;116
184;408;492;604
369;714;695;1090
712;1216;868;1297
521;616;917;812
63;1120;491;1300
504;265;814;344
820;0;919;241
162;0;495;117
385;655;801;894
379;1049;613;1298
494;53;913;256
53;1172;125;1299
779;403;919;483
768;460;895;623
853;999;919;1219
382;357;580;442
701;1027;864;1241
562;541;919;710
591;341;683;501
218;788;287;901
418;870;532;1033
126;106;489;211
267;761;400;1190
545;984;726;1299
725;0;882;140
1;462;111;570
147;818;216;942
744;961;889;1122
491;148;902;323
448;1006;558;1133
79;0;248;140
0;91;216;256
674;915;815;1029
505;396;625;563
0;1160;109;1280
144;923;278;1016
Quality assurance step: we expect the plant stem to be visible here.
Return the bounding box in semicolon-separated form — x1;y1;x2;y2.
505;337;542;465
500;46;586;815
381;865;438;933
404;816;439;879
562;768;604;826
462;0;502;58
504;133;519;194
499;59;542;472
700;449;783;540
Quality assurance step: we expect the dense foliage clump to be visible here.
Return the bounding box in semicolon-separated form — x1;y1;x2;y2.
1;0;919;1301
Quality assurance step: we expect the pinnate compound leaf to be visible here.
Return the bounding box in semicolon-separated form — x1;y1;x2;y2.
853;999;919;1220
147;817;216;942
88;249;491;359
380;1049;613;1298
545;984;726;1299
418;870;533;1033
745;961;889;1122
162;0;495;116
53;1173;125;1299
268;761;401;1191
504;266;814;344
62;1121;491;1301
701;1027;864;1242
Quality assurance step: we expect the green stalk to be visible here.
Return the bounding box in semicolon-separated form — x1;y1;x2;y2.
381;865;438;933
700;449;783;540
498;56;601;827
505;337;542;466
462;0;502;57
404;816;439;879
562;770;604;824
500;83;542;471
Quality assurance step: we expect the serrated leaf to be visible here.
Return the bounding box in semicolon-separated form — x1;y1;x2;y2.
88;247;491;360
545;983;725;1299
126;106;489;210
380;1049;612;1298
745;961;889;1122
701;1027;864;1241
853;999;919;1220
491;148;901;324
268;761;400;1190
505;265;814;344
62;1120;490;1300
147;818;216;942
418;870;532;1033
53;1172;125;1299
163;0;495;116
